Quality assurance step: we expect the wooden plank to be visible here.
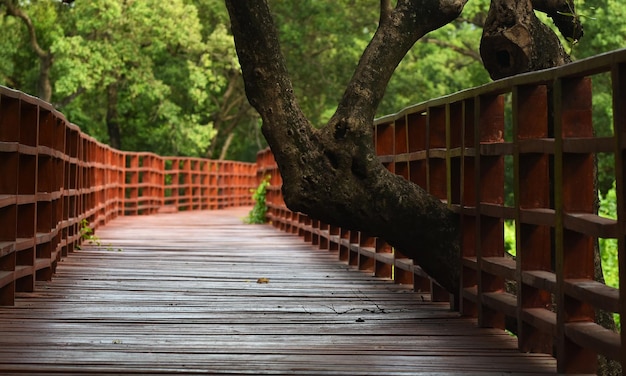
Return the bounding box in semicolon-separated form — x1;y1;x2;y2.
565;322;621;361
0;208;558;375
564;278;620;313
482;256;516;280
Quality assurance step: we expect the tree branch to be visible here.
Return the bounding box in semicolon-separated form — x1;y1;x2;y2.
54;87;86;109
226;1;469;295
532;0;583;41
225;0;315;181
332;0;468;127
2;0;53;101
422;37;483;63
379;0;393;25
2;0;49;59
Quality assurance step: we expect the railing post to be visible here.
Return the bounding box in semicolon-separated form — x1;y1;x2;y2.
475;94;506;329
63;125;80;256
125;154;139;215
358;234;375;273
612;62;626;371
339;228;351;263
391;116;413;285
460;98;478;318
0;90;20;305
553;76;596;374
376;120;394;173
406;111;433;294
0;85;259;306
36;107;52;281
15;96;38;294
311;219;320;246
36;106;54;282
427;106;447;200
374;238;393;279
200;160;209;210
447;101;463;309
447;102;463;208
50;113;66;273
513;84;553;354
209;160;218;210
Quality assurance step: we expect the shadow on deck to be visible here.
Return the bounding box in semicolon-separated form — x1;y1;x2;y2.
0;208;557;375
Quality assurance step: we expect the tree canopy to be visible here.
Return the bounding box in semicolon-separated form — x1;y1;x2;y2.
1;0;623;161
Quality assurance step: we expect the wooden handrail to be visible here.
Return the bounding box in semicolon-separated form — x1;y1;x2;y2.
0;86;257;306
259;48;626;373
3;48;626;374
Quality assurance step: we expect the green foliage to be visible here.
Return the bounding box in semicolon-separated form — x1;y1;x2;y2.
599;183;618;288
504;220;516;257
49;0;218;156
78;219;101;248
0;0;248;158
574;0;626;58
504;185;620;325
381;3;490;115
245;175;271;224
1;0;625;163
599;182;620;328
270;0;377;126
78;219;122;252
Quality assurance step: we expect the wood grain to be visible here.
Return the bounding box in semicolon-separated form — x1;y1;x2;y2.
0;208;557;375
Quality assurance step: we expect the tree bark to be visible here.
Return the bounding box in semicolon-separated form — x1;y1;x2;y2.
480;0;571;80
532;0;583;41
106;83;121;150
205;70;254;160
226;0;467;294
1;0;54;102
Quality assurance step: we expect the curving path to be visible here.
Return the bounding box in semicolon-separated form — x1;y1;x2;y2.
0;208;557;375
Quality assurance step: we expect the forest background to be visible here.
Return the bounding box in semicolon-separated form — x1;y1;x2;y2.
0;0;624;294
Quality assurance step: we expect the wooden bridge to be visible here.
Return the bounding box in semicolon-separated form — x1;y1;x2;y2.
0;208;557;374
1;49;625;374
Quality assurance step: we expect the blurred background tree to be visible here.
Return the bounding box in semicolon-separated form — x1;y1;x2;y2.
0;0;623;164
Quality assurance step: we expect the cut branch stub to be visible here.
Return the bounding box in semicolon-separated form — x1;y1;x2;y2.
480;0;571;80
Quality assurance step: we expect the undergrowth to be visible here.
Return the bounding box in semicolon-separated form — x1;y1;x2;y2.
244;175;271;224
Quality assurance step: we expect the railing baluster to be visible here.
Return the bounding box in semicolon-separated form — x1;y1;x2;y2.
553;76;596;373
0;86;257;306
3;48;626;371
460;98;478;317
476;94;506;329
612;61;626;371
513;84;554;354
256;51;626;371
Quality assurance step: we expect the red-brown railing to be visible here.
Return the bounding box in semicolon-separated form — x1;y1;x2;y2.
256;150;452;301
258;48;626;373
3;48;626;373
0;86;257;306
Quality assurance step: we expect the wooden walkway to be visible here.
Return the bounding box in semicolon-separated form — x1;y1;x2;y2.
0;208;558;375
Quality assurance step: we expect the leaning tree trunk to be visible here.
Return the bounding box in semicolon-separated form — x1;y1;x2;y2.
226;0;467;294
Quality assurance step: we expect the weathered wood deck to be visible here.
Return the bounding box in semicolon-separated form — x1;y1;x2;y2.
0;208;558;375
